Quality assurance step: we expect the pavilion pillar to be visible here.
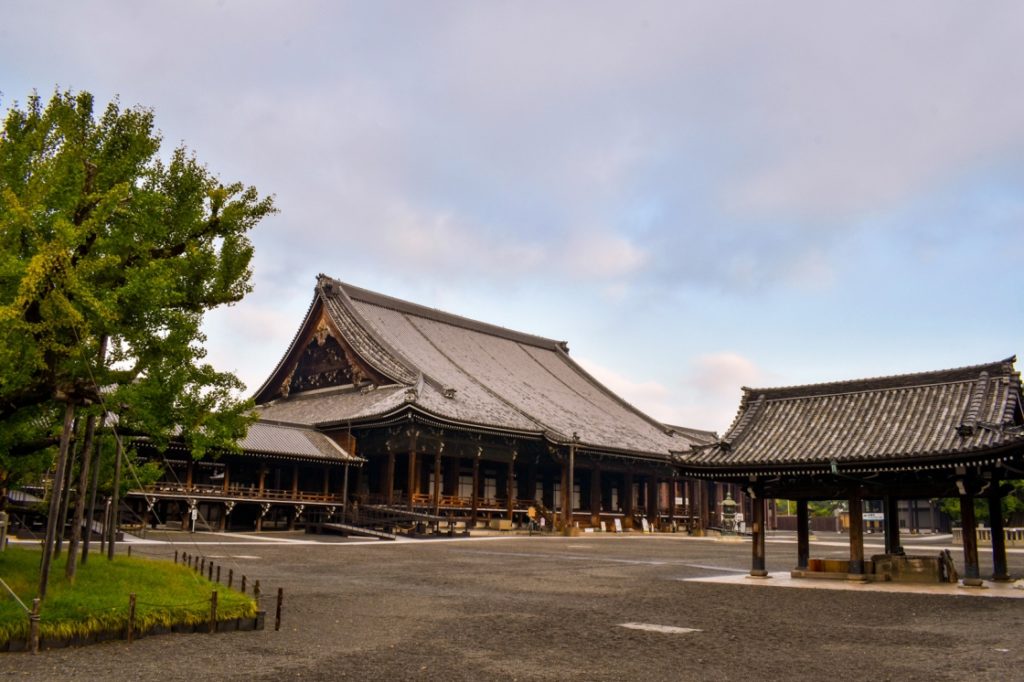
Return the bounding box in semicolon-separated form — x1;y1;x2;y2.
223;463;230;494
646;477;658;525
796;499;810;570
623;472;634;527
590;465;601;527
668;478;677;528
257;463;266;497
507;455;516;522
959;487;982;586
848;494;865;575
883;495;902;555
185;460;194;490
470;452;480;528
291;464;299;497
341;464;349;516
750;485;768;577
433;448;442;517
323;465;330;498
407;449;417;510
988;481;1010;581
563;442;576;530
385;451;395;506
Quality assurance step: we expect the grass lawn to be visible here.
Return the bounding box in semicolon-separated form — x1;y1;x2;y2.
0;546;257;644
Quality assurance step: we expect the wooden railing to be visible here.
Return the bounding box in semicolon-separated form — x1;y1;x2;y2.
133;483;345;504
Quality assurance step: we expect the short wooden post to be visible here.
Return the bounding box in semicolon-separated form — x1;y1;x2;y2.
254;580;261;608
200;557;206;575
241;575;247;594
209;591;218;633
216;565;221;583
208;561;213;581
275;588;283;631
228;568;234;589
29;598;40;654
127;593;137;643
127;545;132;558
174;550;179;564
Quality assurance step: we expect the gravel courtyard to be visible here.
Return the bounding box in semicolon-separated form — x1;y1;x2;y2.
4;531;1023;681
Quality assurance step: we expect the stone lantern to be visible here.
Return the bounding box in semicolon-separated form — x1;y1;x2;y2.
721;492;737;534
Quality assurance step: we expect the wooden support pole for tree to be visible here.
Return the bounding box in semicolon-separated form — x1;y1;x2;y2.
796;499;810;570
54;419;79;557
107;434;123;561
81;423;105;564
39;401;76;600
67;411;100;581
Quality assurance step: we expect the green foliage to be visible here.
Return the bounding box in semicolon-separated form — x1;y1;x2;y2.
939;482;1024;524
0;88;276;489
0;546;257;644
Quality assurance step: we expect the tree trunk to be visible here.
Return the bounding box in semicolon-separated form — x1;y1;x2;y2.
65;412;99;580
39;402;76;600
53;418;80;557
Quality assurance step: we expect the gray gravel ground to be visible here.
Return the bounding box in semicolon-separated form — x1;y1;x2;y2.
3;531;1023;681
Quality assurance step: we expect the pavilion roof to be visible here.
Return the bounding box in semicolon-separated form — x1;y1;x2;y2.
255;276;697;459
684;357;1024;472
238;421;362;464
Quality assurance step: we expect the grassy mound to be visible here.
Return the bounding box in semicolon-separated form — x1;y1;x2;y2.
0;547;257;644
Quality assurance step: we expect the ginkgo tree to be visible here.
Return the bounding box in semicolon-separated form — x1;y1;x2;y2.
0;90;276;595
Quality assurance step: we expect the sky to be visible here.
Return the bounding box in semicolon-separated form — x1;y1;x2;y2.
2;1;1022;435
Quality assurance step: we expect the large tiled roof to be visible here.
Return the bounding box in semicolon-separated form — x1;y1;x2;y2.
238;421;362;464
256;276;700;458
687;358;1024;470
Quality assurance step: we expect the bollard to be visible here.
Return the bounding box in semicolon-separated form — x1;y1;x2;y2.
127;593;137;643
228;568;233;589
29;598;40;654
216;565;221;583
241;575;247;593
275;588;283;631
210;591;218;633
254;580;261;608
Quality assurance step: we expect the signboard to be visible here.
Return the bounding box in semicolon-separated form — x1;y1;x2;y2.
613;518;623;533
527;506;536;519
862;513;884;521
641;518;651;533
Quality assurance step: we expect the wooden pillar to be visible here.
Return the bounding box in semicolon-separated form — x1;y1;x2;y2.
750;486;768;577
848;493;865;575
988;483;1010;581
223;463;230;493
668;478;677;526
185;460;194;489
506;456;515;522
341;464;349;516
385;451;396;506
407;449;417;510
623;472;634;524
471;452;480;528
257;463;266;496
646;477;658;523
960;488;982;586
291;464;299;497
590;466;601;527
796;499;810;570
564;442;576;528
433;449;442;517
883;495;901;554
323;466;330;498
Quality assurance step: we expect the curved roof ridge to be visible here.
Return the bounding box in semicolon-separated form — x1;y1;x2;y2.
746;357;1017;401
251;293;321;402
334;278;566;351
318;276;420;386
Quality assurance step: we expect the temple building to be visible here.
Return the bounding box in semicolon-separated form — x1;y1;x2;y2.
684;358;1024;583
131;275;714;532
